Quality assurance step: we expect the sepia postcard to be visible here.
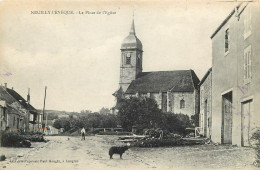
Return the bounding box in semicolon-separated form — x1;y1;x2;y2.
0;0;260;170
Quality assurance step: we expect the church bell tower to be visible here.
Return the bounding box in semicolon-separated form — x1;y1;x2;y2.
119;19;143;92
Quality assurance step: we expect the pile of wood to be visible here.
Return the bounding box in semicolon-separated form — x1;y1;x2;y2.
24;134;45;142
118;134;148;143
118;135;208;147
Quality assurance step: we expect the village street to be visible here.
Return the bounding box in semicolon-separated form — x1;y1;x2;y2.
0;135;258;170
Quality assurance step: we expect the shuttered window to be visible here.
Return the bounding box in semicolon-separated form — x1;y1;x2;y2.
225;28;230;54
244;45;252;84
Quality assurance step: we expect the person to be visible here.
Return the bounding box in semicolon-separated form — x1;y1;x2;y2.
81;127;86;140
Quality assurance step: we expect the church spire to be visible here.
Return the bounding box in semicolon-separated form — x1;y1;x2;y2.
129;19;135;35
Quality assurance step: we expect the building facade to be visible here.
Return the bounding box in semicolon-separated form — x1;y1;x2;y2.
0;100;7;131
114;19;200;117
199;68;212;138
0;84;41;132
211;3;260;146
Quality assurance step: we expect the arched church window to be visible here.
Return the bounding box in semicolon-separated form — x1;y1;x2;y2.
126;53;131;64
180;99;185;109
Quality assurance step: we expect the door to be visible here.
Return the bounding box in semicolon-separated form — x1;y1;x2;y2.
222;92;232;144
241;100;252;146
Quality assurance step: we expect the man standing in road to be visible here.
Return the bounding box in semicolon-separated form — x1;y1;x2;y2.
81;127;86;140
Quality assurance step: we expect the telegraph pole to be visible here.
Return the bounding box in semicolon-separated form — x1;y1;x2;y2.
42;86;47;131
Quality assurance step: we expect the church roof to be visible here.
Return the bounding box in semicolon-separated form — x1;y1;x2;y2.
125;70;200;94
121;19;143;51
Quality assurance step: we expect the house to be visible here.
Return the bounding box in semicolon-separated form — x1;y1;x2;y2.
210;2;260;146
113;19;200;117
0;83;41;132
0;100;7;131
198;68;212;139
44;119;59;135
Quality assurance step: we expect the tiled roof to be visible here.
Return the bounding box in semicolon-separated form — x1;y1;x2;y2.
5;88;38;113
125;70;200;94
0;86;38;114
198;67;212;86
0;86;24;115
0;86;17;105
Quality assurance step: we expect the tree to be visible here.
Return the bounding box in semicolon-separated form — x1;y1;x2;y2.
117;97;162;132
53;117;71;131
191;113;199;127
102;114;119;128
99;107;110;115
80;110;92;115
160;112;191;134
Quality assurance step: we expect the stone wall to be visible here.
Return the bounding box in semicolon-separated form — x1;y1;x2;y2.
171;92;195;117
200;71;212;138
119;49;143;92
126;91;198;118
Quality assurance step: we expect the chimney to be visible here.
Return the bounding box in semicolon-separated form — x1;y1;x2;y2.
4;83;7;89
12;87;13;90
27;88;30;104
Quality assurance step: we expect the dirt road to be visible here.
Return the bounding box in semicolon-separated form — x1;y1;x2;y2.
0;136;257;170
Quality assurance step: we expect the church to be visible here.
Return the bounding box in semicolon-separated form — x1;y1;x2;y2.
113;19;200;117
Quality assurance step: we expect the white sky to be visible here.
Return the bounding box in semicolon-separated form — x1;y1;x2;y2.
0;1;237;112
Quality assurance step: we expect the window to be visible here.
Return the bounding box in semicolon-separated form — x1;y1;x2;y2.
180;99;185;109
244;45;252;84
17;118;19;129
13;117;15;127
126;53;131;65
225;28;230;54
244;5;252;39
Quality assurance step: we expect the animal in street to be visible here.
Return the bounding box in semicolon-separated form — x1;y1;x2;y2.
109;146;129;159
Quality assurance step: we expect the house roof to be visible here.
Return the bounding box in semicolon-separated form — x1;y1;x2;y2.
0;86;24;116
125;70;200;94
198;67;212;86
210;3;246;39
5;88;38;114
0;86;38;114
0;86;17;104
